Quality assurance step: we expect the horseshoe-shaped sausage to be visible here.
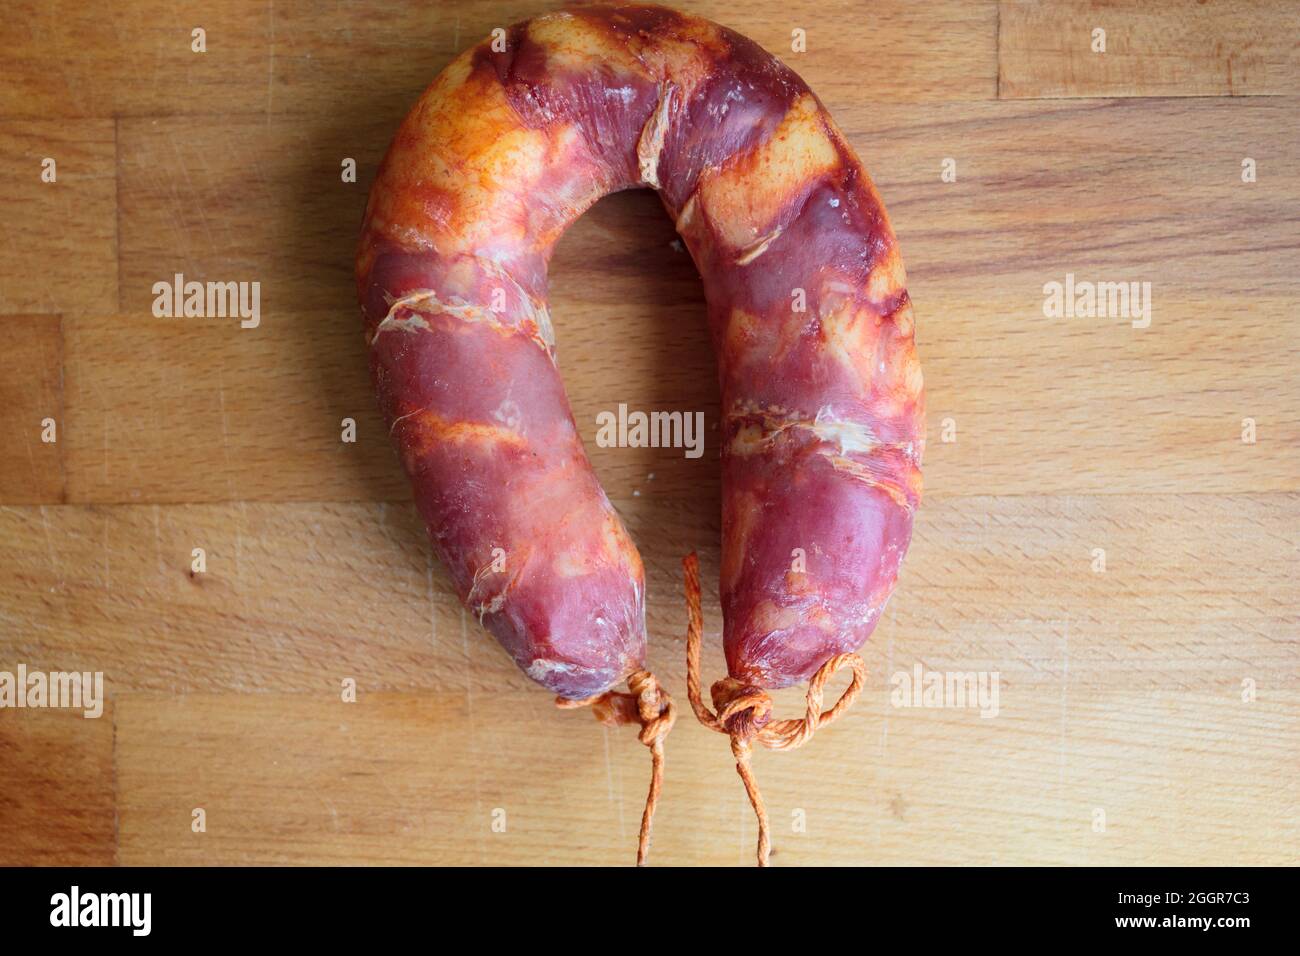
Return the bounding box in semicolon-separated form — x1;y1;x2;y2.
357;3;923;864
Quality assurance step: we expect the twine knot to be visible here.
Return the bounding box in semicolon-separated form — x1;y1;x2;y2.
558;667;676;865
682;552;869;866
627;669;676;748
710;677;772;739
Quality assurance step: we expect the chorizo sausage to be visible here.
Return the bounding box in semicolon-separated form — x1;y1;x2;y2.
357;2;923;866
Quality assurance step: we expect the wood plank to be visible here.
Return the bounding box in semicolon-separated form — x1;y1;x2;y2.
0;498;710;697
59;297;716;504
0;500;455;695
856;98;1300;299
115;89;1299;316
62;312;408;504
60;283;1297;505
115;114;382;318
2;495;1294;695
0;704;116;865
0;315;65;504
117;99;1299;316
116;693;482;865
101;98;1299;504
0;0;275;119
898;493;1299;688
998;0;1300;98
920;292;1300;497
772;684;1299;865
113;683;1298;865
0;1;995;121
870;97;1300;497
0;121;116;314
669;1;1000;107
3;0;1298;869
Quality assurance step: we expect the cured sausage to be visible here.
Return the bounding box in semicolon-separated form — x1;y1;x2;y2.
357;2;923;866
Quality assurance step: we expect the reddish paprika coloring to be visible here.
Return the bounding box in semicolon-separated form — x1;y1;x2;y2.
358;3;923;865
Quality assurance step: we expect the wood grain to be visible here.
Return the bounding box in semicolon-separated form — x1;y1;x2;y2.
999;0;1300;98
0;1;995;121
0;121;117;314
115;114;380;318
111;684;1297;865
0;0;1296;868
47;282;1300;503
2;494;1293;697
97;97;1300;503
0;1;275;119
62;312;407;504
863;98;1300;298
0;705;117;865
114;97;1300;316
0;315;65;504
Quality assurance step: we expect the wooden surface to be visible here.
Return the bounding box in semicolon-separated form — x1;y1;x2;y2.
0;0;1296;866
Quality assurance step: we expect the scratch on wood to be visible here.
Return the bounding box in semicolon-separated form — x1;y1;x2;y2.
38;505;60;589
217;368;235;499
1058;619;1070;789
266;0;276;120
460;607;486;865
152;504;163;578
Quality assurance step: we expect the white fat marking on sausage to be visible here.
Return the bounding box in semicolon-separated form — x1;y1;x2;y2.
533;303;556;352
637;82;676;189
475;592;508;620
525;658;611;686
726;405;920;508
675;193;698;232
492;397;523;432
468;554;524;625
375;220;437;253
369;284;554;356
727;405;879;454
808;407;879;454
370;289;441;343
526;658;583;682
387;405;426;436
735;227;782;266
372;289;499;339
473;255;557;352
824;455;915;512
374;313;430;337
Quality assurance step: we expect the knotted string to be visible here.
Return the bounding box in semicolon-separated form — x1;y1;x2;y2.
557;669;676;866
682;552;868;866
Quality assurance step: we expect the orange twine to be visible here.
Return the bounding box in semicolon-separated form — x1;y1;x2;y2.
557;668;676;866
682;552;868;866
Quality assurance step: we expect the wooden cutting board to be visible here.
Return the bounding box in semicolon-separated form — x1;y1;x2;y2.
1;0;1296;866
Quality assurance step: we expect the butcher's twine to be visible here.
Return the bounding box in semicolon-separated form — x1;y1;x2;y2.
682;552;868;867
557;669;676;866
